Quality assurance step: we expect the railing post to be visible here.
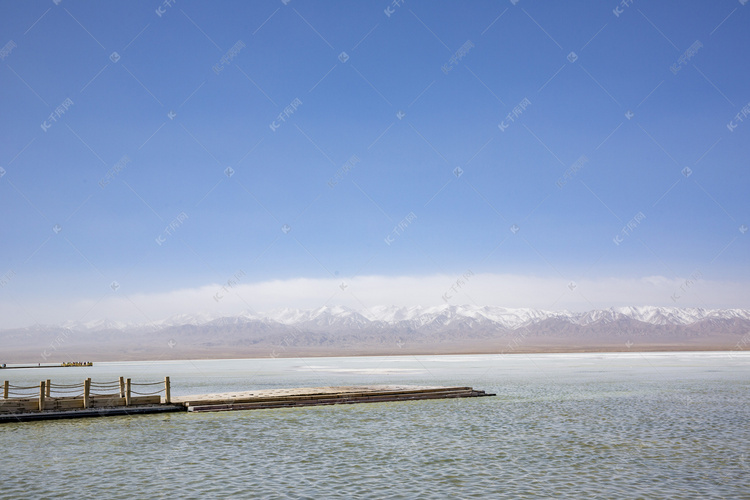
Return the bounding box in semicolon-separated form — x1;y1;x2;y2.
45;379;51;397
39;381;46;411
164;376;171;404
3;381;7;399
83;378;91;409
119;377;125;398
125;378;131;406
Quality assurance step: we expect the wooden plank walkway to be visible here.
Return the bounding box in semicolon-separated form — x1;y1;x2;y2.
173;385;494;412
0;377;171;422
1;385;494;422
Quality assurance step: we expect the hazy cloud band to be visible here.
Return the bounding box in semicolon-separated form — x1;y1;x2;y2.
2;273;748;329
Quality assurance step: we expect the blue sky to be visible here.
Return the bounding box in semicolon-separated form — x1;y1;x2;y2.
1;0;748;326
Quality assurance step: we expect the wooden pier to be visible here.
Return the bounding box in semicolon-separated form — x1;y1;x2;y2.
173;385;494;412
0;362;93;369
1;379;493;422
0;377;173;422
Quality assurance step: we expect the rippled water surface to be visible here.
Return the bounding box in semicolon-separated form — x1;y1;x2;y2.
1;352;748;499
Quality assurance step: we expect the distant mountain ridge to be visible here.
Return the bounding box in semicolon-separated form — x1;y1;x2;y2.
2;305;748;362
50;304;750;332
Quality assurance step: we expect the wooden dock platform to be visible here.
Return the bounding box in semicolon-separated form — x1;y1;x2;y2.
1;382;494;422
0;404;184;423
173;385;494;413
0;376;172;422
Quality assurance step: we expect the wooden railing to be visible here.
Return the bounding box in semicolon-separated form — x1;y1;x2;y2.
0;377;171;413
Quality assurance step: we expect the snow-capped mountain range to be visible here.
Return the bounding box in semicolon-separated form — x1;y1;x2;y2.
54;305;750;332
3;305;748;362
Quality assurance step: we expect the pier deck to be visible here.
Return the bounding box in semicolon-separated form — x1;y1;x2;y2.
1;384;494;422
0;404;184;423
174;385;494;412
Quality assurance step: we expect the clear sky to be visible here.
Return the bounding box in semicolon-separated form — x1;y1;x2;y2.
1;0;748;327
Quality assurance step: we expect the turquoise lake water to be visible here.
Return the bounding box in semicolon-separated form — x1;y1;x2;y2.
1;352;748;499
